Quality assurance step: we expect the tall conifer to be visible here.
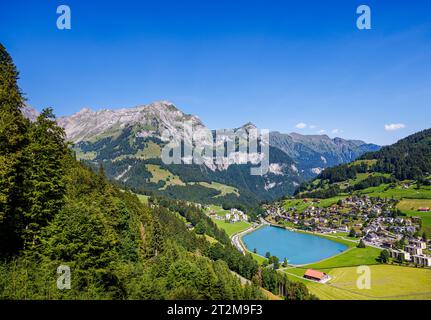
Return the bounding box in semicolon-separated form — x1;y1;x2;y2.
0;43;29;255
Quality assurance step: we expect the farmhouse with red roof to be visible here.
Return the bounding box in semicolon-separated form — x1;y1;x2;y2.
303;269;331;283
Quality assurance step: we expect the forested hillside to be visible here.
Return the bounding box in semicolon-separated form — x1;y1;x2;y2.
295;129;431;198
360;128;431;181
0;44;315;300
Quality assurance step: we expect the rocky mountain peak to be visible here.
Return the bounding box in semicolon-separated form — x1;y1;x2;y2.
21;104;39;122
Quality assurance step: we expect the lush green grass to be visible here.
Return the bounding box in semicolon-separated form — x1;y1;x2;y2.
397;199;431;236
308;281;367;300
136;194;150;205
281;246;431;300
206;205;230;217
398;198;431;212
285;264;431;300
146;164;186;189
342;172;391;190
299;246;381;271
282;245;381;279
328;265;431;300
135;141;161;160
213;219;251;237
249;252;268;265
193;182;239;197
75;149;97;161
358;183;431;199
282;270;367;299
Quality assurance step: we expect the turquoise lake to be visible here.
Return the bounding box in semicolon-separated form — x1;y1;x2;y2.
242;226;348;265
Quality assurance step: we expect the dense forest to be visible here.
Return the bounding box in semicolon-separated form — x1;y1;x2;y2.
0;44;315;300
360;128;431;180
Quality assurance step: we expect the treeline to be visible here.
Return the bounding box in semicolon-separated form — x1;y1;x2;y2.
296;185;341;199
150;196;230;244
347;175;395;192
294;162;369;196
317;162;368;183
360;128;431;180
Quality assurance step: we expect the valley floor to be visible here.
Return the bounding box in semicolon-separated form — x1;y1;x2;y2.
283;264;431;300
203;202;431;300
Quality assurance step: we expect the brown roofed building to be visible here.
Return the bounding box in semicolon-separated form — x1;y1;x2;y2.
303;269;330;283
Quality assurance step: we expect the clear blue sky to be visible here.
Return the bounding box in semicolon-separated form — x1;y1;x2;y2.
1;0;431;145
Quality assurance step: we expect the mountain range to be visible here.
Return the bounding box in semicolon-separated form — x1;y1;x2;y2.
23;102;379;207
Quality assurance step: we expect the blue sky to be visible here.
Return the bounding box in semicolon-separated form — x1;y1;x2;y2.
1;0;431;145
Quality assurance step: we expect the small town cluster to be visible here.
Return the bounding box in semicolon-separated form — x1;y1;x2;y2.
265;195;431;267
208;207;249;223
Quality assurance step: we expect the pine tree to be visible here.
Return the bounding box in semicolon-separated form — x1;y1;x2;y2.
0;43;29;255
22;108;68;248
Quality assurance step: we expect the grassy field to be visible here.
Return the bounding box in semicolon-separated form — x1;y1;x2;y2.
193;182;239;197
358;183;431;199
146;164;186;189
136;194;150;205
343;172;391;189
285;263;431;300
397;198;431;235
135;141;161;159
290;246;381;272
282;243;431;300
213;219;251;237
206;205;230;217
249;252;268;265
75;149;97;161
327;265;431;300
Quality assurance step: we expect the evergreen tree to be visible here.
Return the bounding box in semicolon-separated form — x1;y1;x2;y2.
0;43;29;255
22;108;68;249
379;250;390;264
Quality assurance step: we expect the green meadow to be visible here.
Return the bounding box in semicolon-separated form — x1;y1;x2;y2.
213;219;251;237
397;198;431;235
283;246;431;300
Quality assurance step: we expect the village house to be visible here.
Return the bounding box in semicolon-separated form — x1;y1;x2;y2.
303;269;331;283
225;208;248;223
410;239;427;249
389;249;411;261
405;245;423;256
412;255;431;267
337;226;349;233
